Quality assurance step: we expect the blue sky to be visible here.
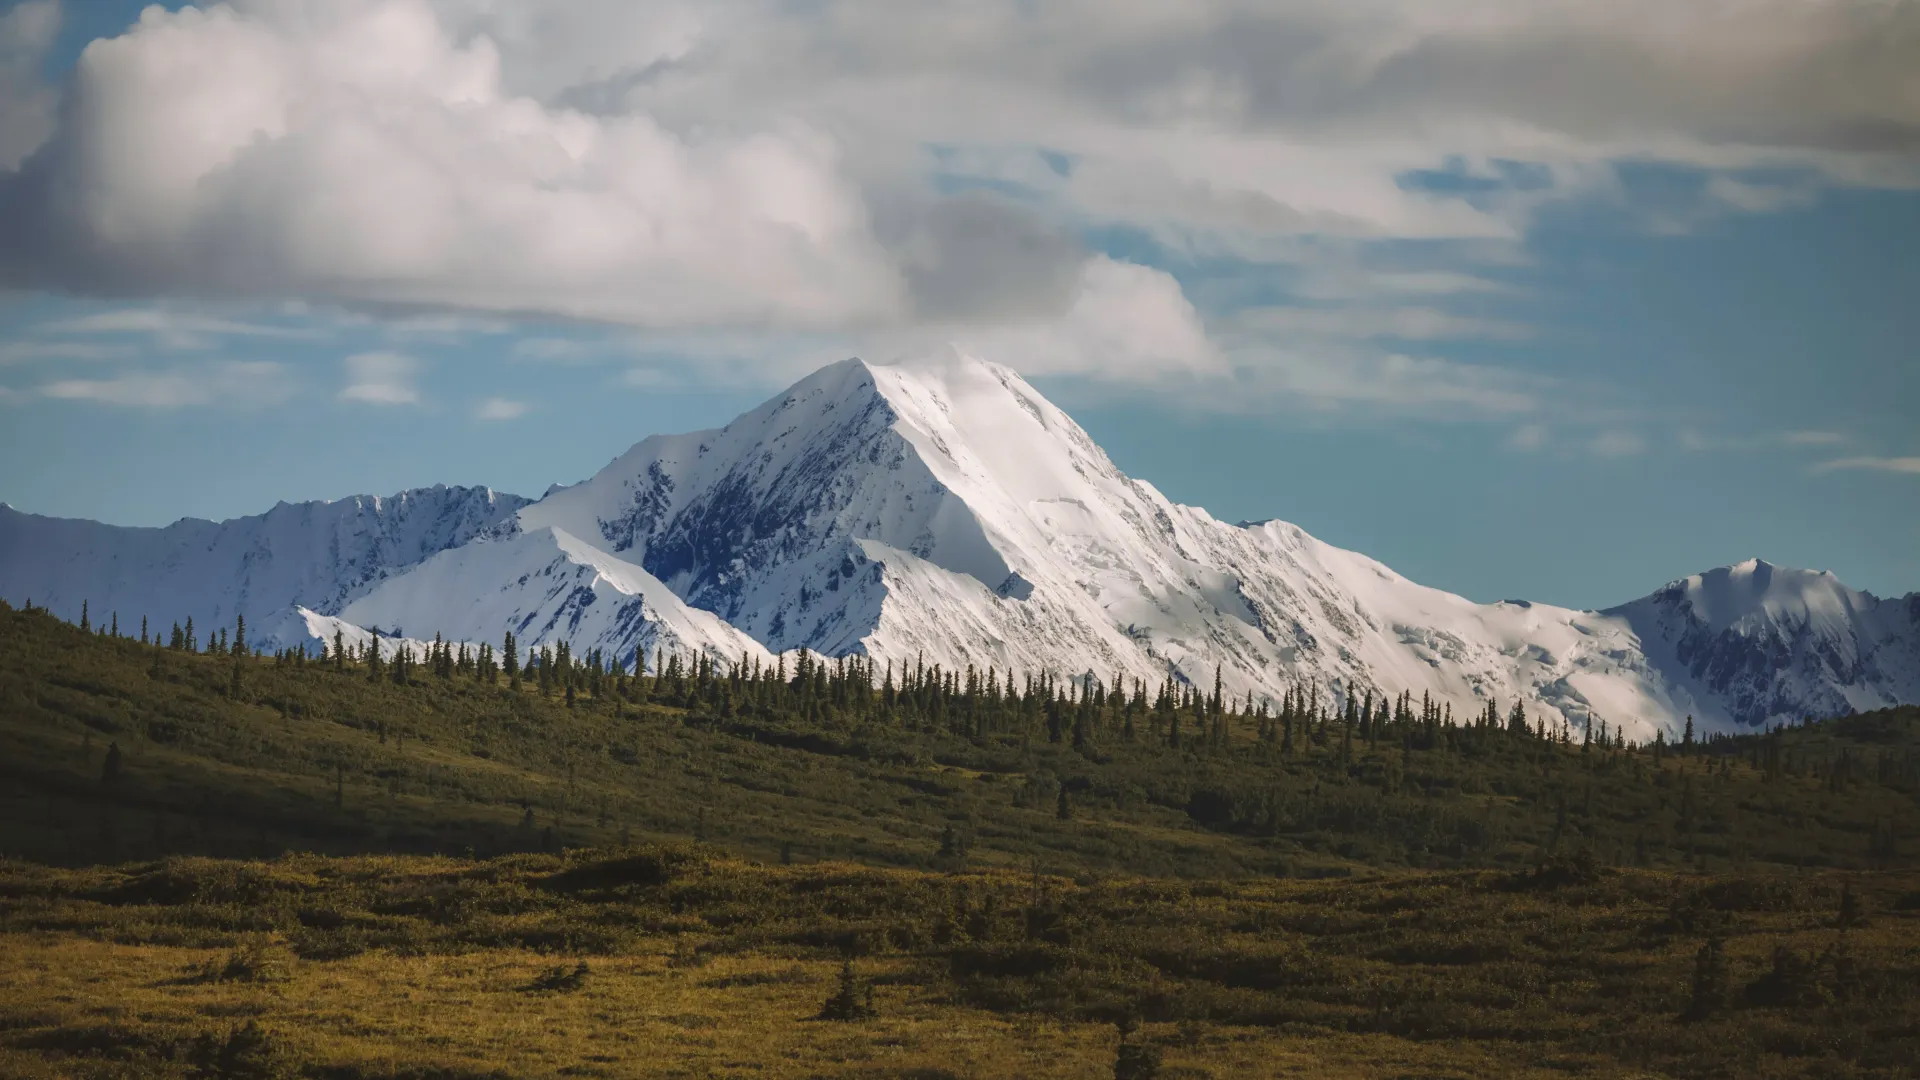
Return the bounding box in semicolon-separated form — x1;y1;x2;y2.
0;0;1915;611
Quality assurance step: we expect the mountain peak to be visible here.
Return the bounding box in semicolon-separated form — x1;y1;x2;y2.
6;353;1915;738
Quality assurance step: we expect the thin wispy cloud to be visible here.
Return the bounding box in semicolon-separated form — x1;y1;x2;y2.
0;340;134;365
35;361;291;409
339;352;420;406
1812;456;1920;475
40;309;320;341
475;398;527;421
1588;431;1648;459
1680;429;1852;453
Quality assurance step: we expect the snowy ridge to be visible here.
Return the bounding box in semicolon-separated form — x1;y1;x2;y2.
0;485;529;646
3;353;1914;737
1604;559;1920;729
332;527;772;669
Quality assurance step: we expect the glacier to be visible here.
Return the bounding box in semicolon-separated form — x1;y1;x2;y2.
3;350;1915;741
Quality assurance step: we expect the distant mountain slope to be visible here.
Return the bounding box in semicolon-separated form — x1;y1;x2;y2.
3;353;1914;738
331;525;774;666
1604;559;1920;728
0;485;529;646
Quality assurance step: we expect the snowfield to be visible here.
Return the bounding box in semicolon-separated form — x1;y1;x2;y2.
4;351;1914;739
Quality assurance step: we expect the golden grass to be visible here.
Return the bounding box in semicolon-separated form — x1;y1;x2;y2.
0;932;1661;1079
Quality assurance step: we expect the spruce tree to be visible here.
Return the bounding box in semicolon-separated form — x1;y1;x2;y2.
80;600;90;633
1683;939;1729;1020
101;741;121;787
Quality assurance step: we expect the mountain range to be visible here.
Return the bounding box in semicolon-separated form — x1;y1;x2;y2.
4;350;1915;740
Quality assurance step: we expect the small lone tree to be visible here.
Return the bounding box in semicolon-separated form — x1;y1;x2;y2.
101;741;122;787
818;960;876;1021
1113;1013;1161;1080
1838;881;1865;929
1684;938;1729;1021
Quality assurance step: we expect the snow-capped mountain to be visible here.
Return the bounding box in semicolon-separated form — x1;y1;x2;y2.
1604;559;1920;729
0;485;529;645
3;351;1913;739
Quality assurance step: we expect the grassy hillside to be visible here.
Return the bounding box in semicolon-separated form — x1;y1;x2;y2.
3;601;1915;877
2;849;1916;1078
3;601;1918;1078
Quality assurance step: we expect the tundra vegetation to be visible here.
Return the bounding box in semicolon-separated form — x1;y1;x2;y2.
3;601;1916;1078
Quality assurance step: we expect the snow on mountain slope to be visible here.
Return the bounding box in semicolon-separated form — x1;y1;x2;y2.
493;348;1919;739
5;351;1912;739
330;526;772;669
1604;559;1920;728
297;610;460;664
0;486;529;647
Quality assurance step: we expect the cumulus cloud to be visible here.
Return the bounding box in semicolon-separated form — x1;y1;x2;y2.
340;350;420;405
0;0;1914;399
1;0;903;329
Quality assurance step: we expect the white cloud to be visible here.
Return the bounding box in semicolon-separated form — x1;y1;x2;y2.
475;396;526;420
1784;430;1847;447
1812;456;1920;475
0;0;903;330
37;360;291;408
0;0;1913;401
941;256;1218;380
340;351;421;405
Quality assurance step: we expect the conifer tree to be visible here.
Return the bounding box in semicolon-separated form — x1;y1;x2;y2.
80;600;90;633
233;614;246;656
367;629;383;682
101;741;121;787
